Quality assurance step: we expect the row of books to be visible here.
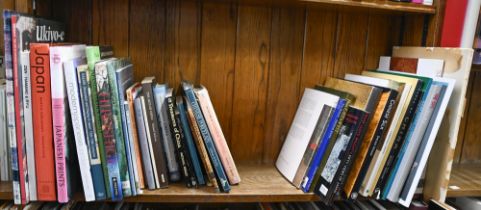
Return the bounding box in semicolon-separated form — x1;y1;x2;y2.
276;52;466;207
2;11;240;205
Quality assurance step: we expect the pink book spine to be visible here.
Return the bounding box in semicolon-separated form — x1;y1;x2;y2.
52;99;67;202
412;0;423;3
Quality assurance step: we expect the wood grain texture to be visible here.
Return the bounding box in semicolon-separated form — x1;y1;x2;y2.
51;0;92;44
460;71;481;164
299;7;337;89
364;13;399;70
199;2;237;146
230;5;271;163
129;0;166;81
332;11;369;77
448;163;481;197
15;0;32;13
93;0;129;57
400;14;425;46
263;6;306;163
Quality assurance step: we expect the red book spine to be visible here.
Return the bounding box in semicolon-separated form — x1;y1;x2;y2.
440;0;468;47
11;15;27;205
30;43;56;201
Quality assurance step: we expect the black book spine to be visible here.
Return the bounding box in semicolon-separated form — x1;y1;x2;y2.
351;90;398;198
167;95;195;188
375;81;423;194
142;80;169;188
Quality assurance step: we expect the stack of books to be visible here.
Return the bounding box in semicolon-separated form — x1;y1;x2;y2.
276;50;471;207
1;11;240;205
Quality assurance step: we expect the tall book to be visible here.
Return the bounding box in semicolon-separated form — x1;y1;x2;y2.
123;101;140;194
399;78;455;207
181;81;230;192
106;58;132;196
133;94;155;190
141;77;169;188
195;86;241;185
0;80;9;181
85;45;113;198
76;64;106;200
50;44;85;203
342;74;401;198
314;107;369;204
11;14;65;202
63;58;95;202
30;43;56;201
276;88;339;186
177;95;206;186
94;59;123;200
126;83;146;190
153;85;180;182
359;71;422;197
2;10;21;204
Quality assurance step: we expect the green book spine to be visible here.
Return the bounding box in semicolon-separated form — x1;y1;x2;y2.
86;46;111;198
107;60;132;196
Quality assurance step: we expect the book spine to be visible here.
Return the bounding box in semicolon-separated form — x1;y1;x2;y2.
167;96;195;187
134;96;155;190
106;63;131;197
184;85;230;192
3;10;21;205
301;100;345;192
124;102;140;194
351;91;398;197
196;89;241;185
140;96;162;188
142;82;169;188
174;101;198;187
127;86;145;189
21;51;37;201
95;62;123;201
375;82;422;195
64;60;95;202
78;69;106;200
177;96;206;186
185;101;218;189
11;15;29;205
0;86;8;181
86;47;111;198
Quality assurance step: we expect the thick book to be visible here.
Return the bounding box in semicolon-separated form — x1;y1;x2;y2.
195;86;241;185
3;10;21;204
276;88;339;187
77;64;106;200
11;14;65;202
378;56;444;78
306;87;355;193
361;70;423;197
95;59;123;201
141;77;169;188
106;58;132;197
185;95;218;190
182;81;230;192
323;77;382;113
314;107;369;204
176;95;206;186
30;43;56;201
343;74;401;198
85;46;113;198
50;45;85;203
152;85;180;182
399;78;455;207
166;95;196;187
133;94;156;190
126;83;146;190
64;58;95;202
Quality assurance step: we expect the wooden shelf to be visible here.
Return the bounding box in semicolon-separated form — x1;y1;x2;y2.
0;164;319;203
447;163;481;197
296;0;435;14
472;64;481;73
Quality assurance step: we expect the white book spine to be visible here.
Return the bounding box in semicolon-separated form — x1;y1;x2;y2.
63;60;95;202
0;85;8;181
140;96;160;188
21;51;36;201
124;102;141;194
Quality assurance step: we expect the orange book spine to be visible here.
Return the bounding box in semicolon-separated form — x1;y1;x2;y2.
30;43;56;201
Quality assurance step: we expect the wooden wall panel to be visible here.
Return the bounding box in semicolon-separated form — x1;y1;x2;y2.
299;8;337;89
230;5;271;163
129;0;166;81
199;2;237;146
364;14;400;70
459;72;481;164
51;0;92;44
93;0;129;57
401;14;425;46
263;7;306;163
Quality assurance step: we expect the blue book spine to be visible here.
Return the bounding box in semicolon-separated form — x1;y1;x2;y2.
134;97;156;190
301;99;346;192
176;97;206;185
382;80;432;199
78;70;106;200
183;82;230;192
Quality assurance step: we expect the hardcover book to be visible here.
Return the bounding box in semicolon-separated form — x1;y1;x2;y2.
276;88;339;187
378;56;444;78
